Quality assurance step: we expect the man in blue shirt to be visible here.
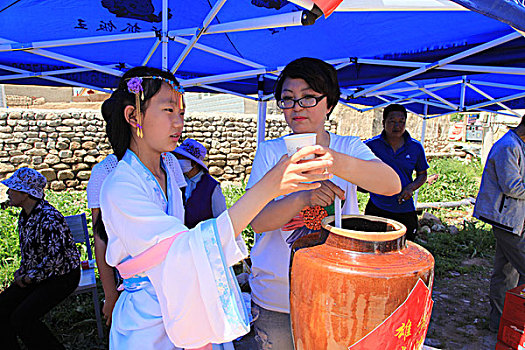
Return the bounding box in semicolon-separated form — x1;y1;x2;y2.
364;104;429;240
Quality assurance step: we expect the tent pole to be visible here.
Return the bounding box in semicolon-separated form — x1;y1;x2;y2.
358;58;525;75
0;65;118;81
184;68;271;86
467;83;521;116
171;0;228;73
460;76;467;111
162;0;168;70
200;85;258;101
469;90;525;110
0;37;124;77
257;75;267;146
0;84;5;108
470;80;525;90
353;32;522;98
172;37;264;68
414;103;428;207
142;41;161;66
366;79;462;97
0;63;113;92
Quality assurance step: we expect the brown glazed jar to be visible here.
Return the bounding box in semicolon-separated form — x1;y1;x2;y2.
290;214;434;350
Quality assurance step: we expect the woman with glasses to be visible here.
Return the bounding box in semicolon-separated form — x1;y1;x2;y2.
245;57;401;349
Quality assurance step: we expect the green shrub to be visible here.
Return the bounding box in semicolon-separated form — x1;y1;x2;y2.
222;182;255;250
418;158;482;203
0;205;20;286
417;220;494;276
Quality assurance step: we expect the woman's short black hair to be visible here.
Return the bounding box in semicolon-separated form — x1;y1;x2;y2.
104;66;180;160
383;104;408;122
274;57;340;118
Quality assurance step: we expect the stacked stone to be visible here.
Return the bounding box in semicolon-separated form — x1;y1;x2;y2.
181;113;337;182
0;109;339;191
0;110;111;191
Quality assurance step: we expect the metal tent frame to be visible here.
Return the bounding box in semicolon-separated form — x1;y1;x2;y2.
2;0;525;144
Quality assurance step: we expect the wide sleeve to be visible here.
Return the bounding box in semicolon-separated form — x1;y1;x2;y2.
147;215;250;348
101;171;247;265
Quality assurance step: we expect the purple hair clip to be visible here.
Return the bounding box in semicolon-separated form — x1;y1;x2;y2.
127;77;143;94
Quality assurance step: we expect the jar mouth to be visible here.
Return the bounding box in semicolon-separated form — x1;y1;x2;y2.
322;215;406;242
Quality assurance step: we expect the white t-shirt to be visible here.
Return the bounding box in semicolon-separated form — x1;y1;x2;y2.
87;154;118;209
246;132;378;313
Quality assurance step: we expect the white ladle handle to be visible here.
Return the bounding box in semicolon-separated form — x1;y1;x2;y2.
334;196;342;228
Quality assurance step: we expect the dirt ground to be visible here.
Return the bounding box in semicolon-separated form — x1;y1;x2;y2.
425;257;498;350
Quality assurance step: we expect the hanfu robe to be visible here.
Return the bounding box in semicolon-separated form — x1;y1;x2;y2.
100;150;249;350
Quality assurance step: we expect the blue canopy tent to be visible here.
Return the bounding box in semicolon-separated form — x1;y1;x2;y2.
1;0;525;143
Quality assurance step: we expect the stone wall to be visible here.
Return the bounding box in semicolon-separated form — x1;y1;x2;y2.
0;109;336;189
0;107;448;190
0;109;110;190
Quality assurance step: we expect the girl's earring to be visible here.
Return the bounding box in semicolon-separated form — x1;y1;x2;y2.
136;123;143;138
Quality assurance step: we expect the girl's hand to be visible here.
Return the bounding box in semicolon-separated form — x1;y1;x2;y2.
298;145;335;175
263;145;334;198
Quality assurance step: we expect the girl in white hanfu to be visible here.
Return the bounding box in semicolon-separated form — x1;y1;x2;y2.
99;66;334;350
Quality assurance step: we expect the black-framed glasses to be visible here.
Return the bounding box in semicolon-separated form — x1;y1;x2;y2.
277;95;326;109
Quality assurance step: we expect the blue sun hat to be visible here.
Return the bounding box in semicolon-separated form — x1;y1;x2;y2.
173;139;208;171
1;167;47;199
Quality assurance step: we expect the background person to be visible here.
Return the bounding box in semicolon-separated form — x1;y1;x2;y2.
364;103;429;240
246;57;401;350
87;152;119;326
0;167;80;350
173;138;227;228
473;116;525;332
87;98;120;327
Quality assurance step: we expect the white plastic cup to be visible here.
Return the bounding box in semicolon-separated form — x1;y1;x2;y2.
283;133;317;160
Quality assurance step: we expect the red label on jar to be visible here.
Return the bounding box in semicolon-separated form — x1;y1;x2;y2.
349;279;433;350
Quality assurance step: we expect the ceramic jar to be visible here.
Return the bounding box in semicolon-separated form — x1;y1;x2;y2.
290;214;434;350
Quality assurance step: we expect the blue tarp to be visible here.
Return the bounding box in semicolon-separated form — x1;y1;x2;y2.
1;0;524;115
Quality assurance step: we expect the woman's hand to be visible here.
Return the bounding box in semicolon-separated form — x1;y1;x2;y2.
305;180;345;207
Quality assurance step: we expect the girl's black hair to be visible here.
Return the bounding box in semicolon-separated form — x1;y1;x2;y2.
274;57;341;118
103;66;180;160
